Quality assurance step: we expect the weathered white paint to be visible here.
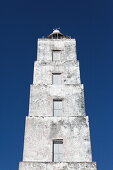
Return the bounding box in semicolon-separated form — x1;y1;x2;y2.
19;162;97;170
19;31;97;170
29;84;85;117
23;116;92;162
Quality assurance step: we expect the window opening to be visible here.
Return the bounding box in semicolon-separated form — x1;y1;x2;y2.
52;73;62;85
53;100;62;116
52;50;61;61
53;139;63;162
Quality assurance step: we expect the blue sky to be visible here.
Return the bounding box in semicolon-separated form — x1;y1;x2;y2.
0;0;113;169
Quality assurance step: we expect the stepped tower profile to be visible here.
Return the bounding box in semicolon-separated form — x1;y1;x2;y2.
19;29;97;170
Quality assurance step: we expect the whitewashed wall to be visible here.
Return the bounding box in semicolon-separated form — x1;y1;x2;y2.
19;37;97;170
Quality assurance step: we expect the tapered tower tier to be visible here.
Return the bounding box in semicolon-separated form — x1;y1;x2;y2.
19;162;97;170
19;29;97;170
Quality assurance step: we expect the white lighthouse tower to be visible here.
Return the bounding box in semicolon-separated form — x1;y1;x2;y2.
19;30;97;170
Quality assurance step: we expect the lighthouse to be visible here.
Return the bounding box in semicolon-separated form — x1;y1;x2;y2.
19;29;97;170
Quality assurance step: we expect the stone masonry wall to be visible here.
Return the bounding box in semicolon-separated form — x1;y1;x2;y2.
19;37;97;170
33;60;81;85
37;39;76;61
29;84;85;116
23;116;92;162
19;162;97;170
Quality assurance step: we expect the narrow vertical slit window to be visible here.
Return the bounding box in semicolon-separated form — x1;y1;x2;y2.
52;73;62;85
52;50;61;61
53;140;63;162
53;100;62;116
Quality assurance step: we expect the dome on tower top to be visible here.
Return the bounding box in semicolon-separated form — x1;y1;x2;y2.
48;29;71;39
52;29;61;34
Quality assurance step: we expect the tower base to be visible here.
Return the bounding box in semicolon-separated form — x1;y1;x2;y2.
19;162;97;170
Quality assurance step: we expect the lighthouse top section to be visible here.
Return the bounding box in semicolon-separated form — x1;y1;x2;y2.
47;29;71;39
30;30;84;117
37;29;77;61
